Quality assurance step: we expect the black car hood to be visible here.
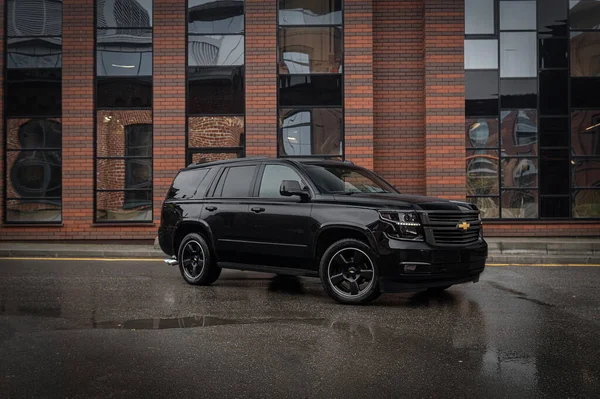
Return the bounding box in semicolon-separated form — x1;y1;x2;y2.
331;193;474;211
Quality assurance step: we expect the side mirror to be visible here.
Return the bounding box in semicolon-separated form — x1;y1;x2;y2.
280;180;310;200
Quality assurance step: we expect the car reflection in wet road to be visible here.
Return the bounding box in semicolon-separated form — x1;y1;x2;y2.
1;259;599;398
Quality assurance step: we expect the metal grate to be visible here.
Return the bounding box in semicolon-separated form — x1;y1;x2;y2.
425;211;482;246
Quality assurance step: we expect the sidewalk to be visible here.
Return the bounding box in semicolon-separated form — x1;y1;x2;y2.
1;238;599;265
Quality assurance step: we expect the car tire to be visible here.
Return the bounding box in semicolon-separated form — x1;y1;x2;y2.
319;238;381;305
177;233;221;285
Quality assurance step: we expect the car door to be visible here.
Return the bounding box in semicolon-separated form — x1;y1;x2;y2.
246;163;315;269
201;163;259;264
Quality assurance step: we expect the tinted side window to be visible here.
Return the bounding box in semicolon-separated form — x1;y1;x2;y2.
218;165;257;198
168;168;210;199
259;165;304;198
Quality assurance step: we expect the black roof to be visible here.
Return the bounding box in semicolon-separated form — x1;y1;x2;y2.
184;157;355;171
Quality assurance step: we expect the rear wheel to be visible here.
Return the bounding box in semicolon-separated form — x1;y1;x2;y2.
177;233;221;285
320;239;381;305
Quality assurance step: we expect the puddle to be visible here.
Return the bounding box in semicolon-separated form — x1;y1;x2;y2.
93;316;326;330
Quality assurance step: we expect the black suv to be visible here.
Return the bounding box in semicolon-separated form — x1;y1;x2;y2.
159;157;487;304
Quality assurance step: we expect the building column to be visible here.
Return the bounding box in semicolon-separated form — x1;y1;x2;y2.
153;0;187;222
245;0;278;158
344;0;374;170
424;0;466;200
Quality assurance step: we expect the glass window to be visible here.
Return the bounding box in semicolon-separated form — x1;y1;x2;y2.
501;190;538;218
538;0;568;36
502;158;538;188
7;0;62;36
6;118;62;150
6;149;62;199
190;152;242;165
464;40;498;70
188;66;244;115
5;69;62;117
466;71;499;116
466;118;499;148
218;165;257;197
279;0;342;26
7;37;62;69
5;199;61;223
501;110;538;156
500;79;537;109
571;110;600;156
279;75;342;107
188;35;244;66
540;149;570;195
189;0;245;34
573;160;600;187
539;117;569;148
571;78;600;108
468;197;499;219
279;27;342;74
97;111;152;157
97;0;153;28
167;169;210;200
259;165;305;198
570;0;600;30
465;0;495;35
500;1;537;31
188;117;244;149
96;191;152;221
500;32;537;78
96;77;153;108
302;164;395;194
541;197;570;218
467;150;499;195
539;70;568;115
279;108;342;157
539;37;568;69
97;30;152;76
570;32;600;77
572;190;600;218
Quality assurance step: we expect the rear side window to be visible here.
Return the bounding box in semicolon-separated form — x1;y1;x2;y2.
167;168;210;199
213;165;257;198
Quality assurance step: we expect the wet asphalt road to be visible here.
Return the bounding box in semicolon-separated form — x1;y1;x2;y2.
0;260;599;398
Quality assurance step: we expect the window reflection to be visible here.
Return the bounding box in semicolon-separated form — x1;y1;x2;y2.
571;32;600;77
279;27;342;74
279;0;342;26
7;0;62;36
573;190;600;218
97;30;152;76
280;108;342;156
466;119;498;148
188;0;244;34
468;197;499;219
502;158;538;188
188;66;244;114
466;150;499;195
188;117;244;148
501;110;538;156
573;160;600;188
7;37;62;69
97;0;153;28
7;150;62;199
501;190;538;218
188;35;244;66
571;110;600;156
570;0;600;30
464;0;494;35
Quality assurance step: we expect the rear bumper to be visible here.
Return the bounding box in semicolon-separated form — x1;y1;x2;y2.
376;239;487;293
158;226;175;257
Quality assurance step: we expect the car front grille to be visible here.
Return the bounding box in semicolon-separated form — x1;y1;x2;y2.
423;211;482;246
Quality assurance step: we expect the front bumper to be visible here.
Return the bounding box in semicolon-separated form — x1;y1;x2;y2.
376;239;487;293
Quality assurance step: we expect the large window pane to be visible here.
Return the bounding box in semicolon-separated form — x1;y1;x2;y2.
501;190;539;218
570;32;600;77
279;0;342;26
189;152;242;165
6;150;62;199
570;0;600;30
571;78;600;108
188;66;244;114
466;118;499;148
539;37;568;69
500;110;538;155
96;191;152;221
188;35;244;66
7;37;62;69
259;165;305;198
500;32;537;78
279;75;342;107
5;69;61;117
502;158;538;188
540;197;570;218
540;70;568;115
188;116;244;148
540;149;570;195
539;117;569;148
96;159;152;191
279;27;342;74
464;40;498;70
500;79;537;109
97;0;153;28
467;150;499;195
97;29;152;76
189;0;244;34
279;108;342;157
571;110;600;156
538;0;568;36
573;160;600;187
500;1;537;31
96;77;152;108
465;0;495;35
466;71;499;116
7;119;62;150
468;197;500;219
6;199;61;223
572;190;600;218
7;0;62;36
97;111;152;157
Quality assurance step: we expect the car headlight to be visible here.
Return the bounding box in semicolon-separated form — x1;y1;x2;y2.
378;210;424;241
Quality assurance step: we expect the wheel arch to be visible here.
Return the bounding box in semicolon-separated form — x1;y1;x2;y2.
172;220;217;259
314;224;378;263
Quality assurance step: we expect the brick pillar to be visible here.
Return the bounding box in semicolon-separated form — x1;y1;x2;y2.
424;0;466;200
373;0;426;194
62;0;95;226
153;0;187;221
0;0;4;225
245;0;277;158
344;0;374;170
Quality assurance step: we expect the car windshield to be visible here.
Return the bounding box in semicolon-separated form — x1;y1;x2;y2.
303;164;397;194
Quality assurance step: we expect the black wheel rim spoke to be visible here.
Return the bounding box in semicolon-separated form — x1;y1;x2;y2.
330;273;345;286
360;270;373;280
328;247;375;298
182;240;204;279
349;280;360;295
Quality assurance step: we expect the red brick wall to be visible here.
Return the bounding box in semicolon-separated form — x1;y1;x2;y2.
373;0;425;194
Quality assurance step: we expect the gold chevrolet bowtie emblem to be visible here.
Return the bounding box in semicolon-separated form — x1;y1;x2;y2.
457;221;470;231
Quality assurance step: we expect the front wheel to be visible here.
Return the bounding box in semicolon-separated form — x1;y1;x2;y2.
177;233;221;285
319;239;381;305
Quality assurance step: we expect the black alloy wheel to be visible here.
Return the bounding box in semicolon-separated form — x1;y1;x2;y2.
177;233;221;285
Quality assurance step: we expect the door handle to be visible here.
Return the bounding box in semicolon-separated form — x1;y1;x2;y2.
251;207;266;214
205;206;217;212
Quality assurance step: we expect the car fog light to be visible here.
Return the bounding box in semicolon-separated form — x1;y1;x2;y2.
404;264;418;272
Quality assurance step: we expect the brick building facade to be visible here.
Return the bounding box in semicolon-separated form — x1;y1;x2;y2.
1;0;599;241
